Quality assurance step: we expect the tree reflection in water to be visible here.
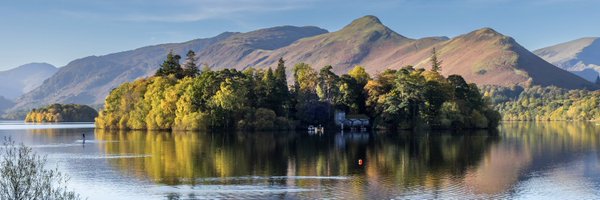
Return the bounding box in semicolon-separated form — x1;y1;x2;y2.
93;122;600;198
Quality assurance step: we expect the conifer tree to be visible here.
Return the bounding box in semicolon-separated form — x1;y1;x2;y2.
182;50;199;77
155;51;183;79
274;58;290;115
430;48;442;72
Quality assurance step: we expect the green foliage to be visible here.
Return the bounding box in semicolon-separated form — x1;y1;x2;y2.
25;104;98;123
317;65;340;104
293;63;318;95
99;55;499;131
430;48;442;72
484;85;600;121
273;58;291;116
155;51;184;79
348;65;370;86
365;68;499;130
182;50;200;77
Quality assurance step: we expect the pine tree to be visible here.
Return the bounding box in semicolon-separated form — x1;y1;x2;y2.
274;58;290;116
430;48;442;72
182;50;199;77
155;51;183;79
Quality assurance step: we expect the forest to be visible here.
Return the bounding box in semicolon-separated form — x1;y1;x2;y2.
95;50;500;131
483;85;600;121
25;104;98;122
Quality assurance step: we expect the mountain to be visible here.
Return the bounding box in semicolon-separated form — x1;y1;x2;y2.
571;68;599;83
534;37;600;82
11;15;597;112
196;26;328;69
412;28;597;89
0;63;57;100
205;16;593;89
13;27;326;111
246;15;416;73
0;96;14;115
12;32;235;111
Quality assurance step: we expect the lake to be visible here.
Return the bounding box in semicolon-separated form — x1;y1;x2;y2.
0;121;599;199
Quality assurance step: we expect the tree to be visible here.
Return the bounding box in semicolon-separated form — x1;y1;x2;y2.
155;51;184;79
293;63;318;95
0;138;82;200
259;68;277;110
346;66;370;113
422;80;448;126
182;50;199;77
144;76;178;130
273;58;290;116
317;65;340;103
392;68;426;128
348;66;370;86
210;78;248;128
338;75;360;113
430;48;442;72
447;75;470;101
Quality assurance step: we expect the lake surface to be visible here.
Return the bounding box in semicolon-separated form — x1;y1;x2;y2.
0;121;599;199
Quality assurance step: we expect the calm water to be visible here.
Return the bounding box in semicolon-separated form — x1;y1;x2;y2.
0;121;599;199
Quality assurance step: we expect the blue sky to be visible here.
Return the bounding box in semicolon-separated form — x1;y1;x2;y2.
1;0;599;70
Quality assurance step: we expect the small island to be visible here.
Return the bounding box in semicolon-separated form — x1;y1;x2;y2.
96;51;500;131
25;104;98;123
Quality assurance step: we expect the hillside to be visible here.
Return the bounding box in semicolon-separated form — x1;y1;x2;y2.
10;16;597;113
248;15;416;73
196;26;328;70
247;17;594;89
428;28;597;89
11;32;236;112
0;96;14;115
12;26;327;112
0;63;57;100
534;37;600;82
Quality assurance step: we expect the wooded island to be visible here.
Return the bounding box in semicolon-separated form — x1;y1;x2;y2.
95;50;500;131
25;104;98;122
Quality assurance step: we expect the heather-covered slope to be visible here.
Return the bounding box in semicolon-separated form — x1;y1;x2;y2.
380;28;596;89
244;17;594;89
196;26;327;70
249;15;416;73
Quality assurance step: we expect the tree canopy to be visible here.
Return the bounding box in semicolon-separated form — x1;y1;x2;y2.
25;104;98;123
483;85;600;121
97;54;500;131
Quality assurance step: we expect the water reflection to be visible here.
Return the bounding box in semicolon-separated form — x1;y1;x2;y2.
94;129;508;198
1;121;598;199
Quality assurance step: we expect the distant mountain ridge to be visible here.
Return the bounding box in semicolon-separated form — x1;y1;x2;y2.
0;63;57;100
534;37;600;82
9;15;597;113
0;96;14;115
13;32;237;110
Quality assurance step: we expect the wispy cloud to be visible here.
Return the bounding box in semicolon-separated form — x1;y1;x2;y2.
55;0;316;22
